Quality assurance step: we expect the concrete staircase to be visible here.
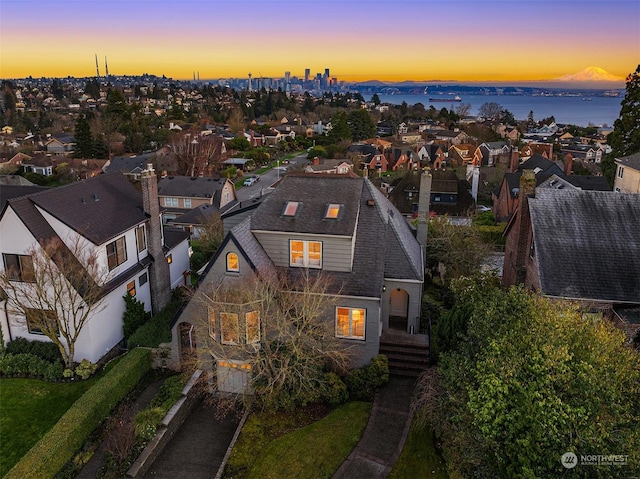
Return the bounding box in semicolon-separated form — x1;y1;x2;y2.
379;336;430;377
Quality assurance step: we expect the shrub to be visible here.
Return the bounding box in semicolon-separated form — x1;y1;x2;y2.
122;294;151;340
134;407;165;441
5;338;63;365
149;374;187;410
345;355;389;401
5;348;151;479
0;353;64;381
127;297;184;348
74;359;98;380
319;372;348;406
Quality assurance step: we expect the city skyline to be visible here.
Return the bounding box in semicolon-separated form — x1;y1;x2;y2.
1;0;638;82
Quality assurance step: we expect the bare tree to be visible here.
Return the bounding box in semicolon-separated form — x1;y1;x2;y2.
455;102;472;118
169;131;221;177
196;269;353;411
478;102;503;121
0;236;110;368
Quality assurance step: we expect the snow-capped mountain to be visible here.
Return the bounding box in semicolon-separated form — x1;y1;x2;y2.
556;67;624;82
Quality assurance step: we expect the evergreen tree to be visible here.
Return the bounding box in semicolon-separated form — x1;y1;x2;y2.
602;64;640;186
74;114;94;158
347;109;376;142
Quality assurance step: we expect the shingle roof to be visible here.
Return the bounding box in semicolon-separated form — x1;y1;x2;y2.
529;190;640;303
250;174;362;237
8;173;146;245
0;184;48;211
616;152;640;171
157;176;229;197
245;174;423;297
229;217;274;273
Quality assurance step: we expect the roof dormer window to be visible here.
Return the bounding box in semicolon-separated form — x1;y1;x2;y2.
283;201;300;217
325;203;341;219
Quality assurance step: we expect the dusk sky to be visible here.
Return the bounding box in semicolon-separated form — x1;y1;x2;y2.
1;0;638;82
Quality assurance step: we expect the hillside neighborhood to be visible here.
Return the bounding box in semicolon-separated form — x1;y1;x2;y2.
1;68;639;479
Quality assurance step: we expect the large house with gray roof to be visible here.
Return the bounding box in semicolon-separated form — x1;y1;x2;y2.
167;173;425;393
503;171;640;341
0;169;190;363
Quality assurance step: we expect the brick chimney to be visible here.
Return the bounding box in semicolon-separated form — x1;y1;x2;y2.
141;164;171;314
417;169;432;254
564;153;573;175
313;157;320;165
510;149;520;172
514;169;536;285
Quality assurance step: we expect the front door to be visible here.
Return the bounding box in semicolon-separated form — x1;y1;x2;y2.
389;288;409;330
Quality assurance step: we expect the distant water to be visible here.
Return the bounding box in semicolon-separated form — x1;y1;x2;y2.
371;93;623;127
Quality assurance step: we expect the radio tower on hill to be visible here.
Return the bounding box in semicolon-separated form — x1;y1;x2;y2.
105;56;110;79
95;54;100;79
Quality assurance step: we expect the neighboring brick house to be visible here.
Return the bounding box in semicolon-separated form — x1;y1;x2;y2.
614;152;640;193
0;168;190;363
492;154;609;223
502;175;640;342
167;173;425;393
157;175;238;224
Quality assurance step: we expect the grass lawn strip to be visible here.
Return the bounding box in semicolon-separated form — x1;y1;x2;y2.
388;422;448;479
247;401;371;479
0;377;96;476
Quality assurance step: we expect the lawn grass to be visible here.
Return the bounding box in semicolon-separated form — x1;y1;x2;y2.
246;401;371;479
388;422;448;479
0;377;97;476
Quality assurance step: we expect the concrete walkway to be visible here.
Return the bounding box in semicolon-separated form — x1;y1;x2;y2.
332;376;417;479
141;399;241;479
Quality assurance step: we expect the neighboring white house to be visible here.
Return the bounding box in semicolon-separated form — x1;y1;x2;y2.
0;168;190;363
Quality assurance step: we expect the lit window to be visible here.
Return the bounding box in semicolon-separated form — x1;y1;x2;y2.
26;309;59;336
2;254;35;282
283;201;300;217
136;225;146;253
127;281;136;297
184;198;191;208
167;254;173;264
226;252;239;272
325;203;341;219
221;312;239;344
106;237;127;270
246;310;260;343
335;307;366;340
209;308;215;340
290;240;322;268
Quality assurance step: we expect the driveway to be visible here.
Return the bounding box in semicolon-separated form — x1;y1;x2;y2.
141;399;241;479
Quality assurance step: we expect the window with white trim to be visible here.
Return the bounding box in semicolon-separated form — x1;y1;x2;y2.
290;240;322;268
165;197;178;207
209;308;215;339
246;310;260;343
136;225;146;253
184;198;191;208
226;252;239;272
335;307;365;340
2;254;35;282
106;236;127;270
26;308;59;336
220;312;239;344
617;166;624;178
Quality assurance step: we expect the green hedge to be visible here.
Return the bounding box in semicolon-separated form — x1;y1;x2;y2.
5;347;151;479
0;353;63;381
475;224;506;247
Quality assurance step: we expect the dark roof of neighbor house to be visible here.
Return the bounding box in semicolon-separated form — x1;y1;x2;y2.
163;226;190;251
0;184;48;211
7;172;146;245
529;189;640;303
169;203;219;226
104;152;157;175
616;152;640;171
158;176;230;198
227;173;423;298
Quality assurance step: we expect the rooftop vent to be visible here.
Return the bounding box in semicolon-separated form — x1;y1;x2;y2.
93;193;99;202
367;199;375;207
